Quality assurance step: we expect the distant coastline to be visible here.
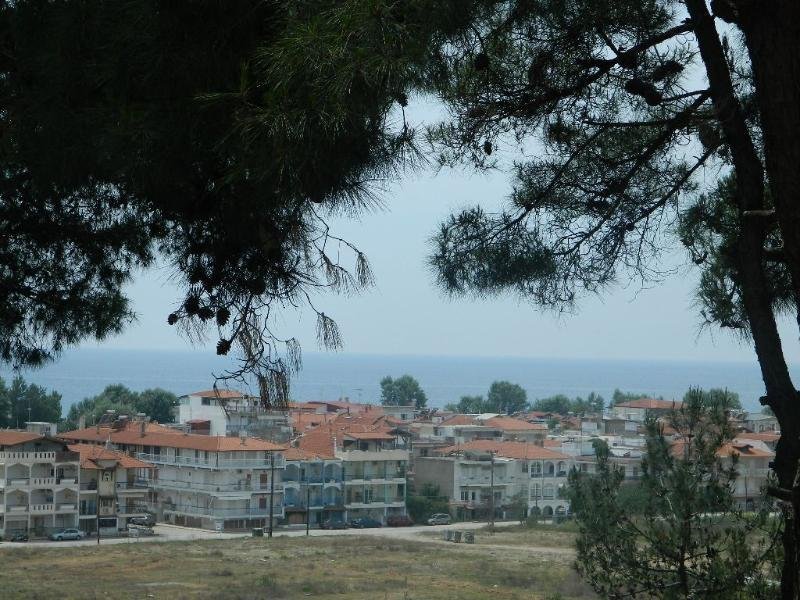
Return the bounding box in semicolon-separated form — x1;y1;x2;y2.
2;347;796;415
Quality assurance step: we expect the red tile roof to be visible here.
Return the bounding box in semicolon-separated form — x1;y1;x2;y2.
186;389;246;399
437;440;571;461
615;399;682;410
284;446;334;461
483;416;547;431
736;432;781;442
60;427;285;453
0;430;45;446
439;415;479;426
67;443;155;470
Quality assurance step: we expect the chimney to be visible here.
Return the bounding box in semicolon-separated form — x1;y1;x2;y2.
140;420;146;437
240;430;247;446
78;415;86;430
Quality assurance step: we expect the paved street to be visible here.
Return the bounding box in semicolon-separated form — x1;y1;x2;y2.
0;520;516;550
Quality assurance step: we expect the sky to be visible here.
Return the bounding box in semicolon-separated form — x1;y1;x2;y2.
95;100;800;365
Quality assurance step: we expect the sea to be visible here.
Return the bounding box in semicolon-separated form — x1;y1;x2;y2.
1;347;797;416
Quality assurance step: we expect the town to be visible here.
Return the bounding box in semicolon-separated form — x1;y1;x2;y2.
0;388;779;540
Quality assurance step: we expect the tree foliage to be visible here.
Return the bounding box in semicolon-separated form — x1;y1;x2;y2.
0;375;61;427
406;482;450;523
486;380;527;414
61;384;177;431
533;391;604;415
0;0;479;406
567;389;781;598
445;394;486;413
380;375;428;409
612;389;653;406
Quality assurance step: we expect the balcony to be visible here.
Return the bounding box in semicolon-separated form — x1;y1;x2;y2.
7;505;28;514
0;451;56;462
149;479;282;494
116;480;150;492
56;503;77;513
30;477;56;487
31;503;54;513
163;505;281;518
136;453;285;470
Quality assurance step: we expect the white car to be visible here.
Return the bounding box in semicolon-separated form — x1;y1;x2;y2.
49;528;86;541
426;513;451;526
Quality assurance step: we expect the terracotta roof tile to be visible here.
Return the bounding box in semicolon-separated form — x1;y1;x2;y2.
615;399;682;410
0;430;44;446
60;427;285;453
483;416;547;431
186;389;246;399
67;443;156;470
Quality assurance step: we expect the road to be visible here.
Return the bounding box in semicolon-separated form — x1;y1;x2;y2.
0;520;518;550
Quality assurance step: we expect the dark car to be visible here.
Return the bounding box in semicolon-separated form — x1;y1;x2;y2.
320;519;348;530
386;515;413;527
9;532;29;542
129;514;156;527
349;517;382;529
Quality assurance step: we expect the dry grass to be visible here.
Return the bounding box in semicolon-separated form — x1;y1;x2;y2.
0;533;595;599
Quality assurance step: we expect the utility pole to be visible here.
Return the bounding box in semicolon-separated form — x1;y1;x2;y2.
268;452;275;538
96;489;101;545
306;485;311;536
489;451;495;531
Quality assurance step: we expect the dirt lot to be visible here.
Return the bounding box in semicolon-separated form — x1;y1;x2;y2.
0;528;595;599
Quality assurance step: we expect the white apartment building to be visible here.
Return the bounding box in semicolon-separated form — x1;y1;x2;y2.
177;389;291;442
415;440;573;519
61;419;286;531
0;431;81;538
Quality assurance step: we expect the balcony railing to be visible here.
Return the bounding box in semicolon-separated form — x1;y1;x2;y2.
136;453;285;470
30;477;56;487
31;503;54;512
0;451;56;462
56;503;77;512
163;505;281;518
147;479;282;494
7;505;28;513
115;480;149;490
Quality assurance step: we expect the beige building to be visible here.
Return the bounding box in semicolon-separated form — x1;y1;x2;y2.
0;430;81;538
61;419;286;531
68;443;154;535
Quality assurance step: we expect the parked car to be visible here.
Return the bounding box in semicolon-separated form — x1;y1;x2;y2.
426;513;451;526
320;519;348;530
129;514;156;527
386;515;413;527
49;528;86;541
9;532;29;542
349;517;382;529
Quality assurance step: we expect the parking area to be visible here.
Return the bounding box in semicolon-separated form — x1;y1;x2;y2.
0;520;514;549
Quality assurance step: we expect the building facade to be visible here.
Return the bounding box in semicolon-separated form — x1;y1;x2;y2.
0;431;81;538
61;420;286;531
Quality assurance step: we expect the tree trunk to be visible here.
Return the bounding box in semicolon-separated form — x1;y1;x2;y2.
685;2;800;597
737;4;800;598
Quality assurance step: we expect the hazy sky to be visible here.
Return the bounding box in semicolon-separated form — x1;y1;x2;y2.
96;101;800;365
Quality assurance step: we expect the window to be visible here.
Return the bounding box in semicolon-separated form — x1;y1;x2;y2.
546;462;555;476
530;483;541;500
543;484;555;499
522;462;529;473
201;398;211;406
461;490;469;502
530;462;542;477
